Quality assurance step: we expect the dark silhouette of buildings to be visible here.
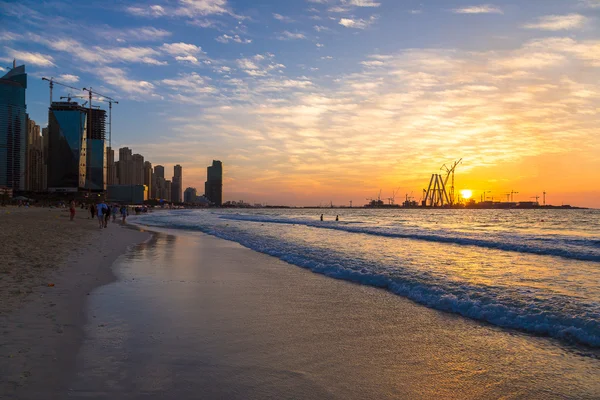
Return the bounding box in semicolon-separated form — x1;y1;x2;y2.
205;160;222;206
172;164;182;203
0;62;27;191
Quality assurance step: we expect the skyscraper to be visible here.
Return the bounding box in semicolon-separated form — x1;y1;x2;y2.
132;154;144;185
117;147;133;185
154;165;165;199
106;146;117;185
47;101;87;191
0;62;27;191
172;164;182;203
143;161;153;198
205;160;223;206
84;108;106;191
25;118;44;192
164;180;172;202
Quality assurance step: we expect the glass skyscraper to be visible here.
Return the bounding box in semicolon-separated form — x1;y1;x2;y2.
0;63;27;191
47;102;87;191
85;108;107;191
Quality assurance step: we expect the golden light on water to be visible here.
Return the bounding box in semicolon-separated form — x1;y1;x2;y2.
461;190;473;200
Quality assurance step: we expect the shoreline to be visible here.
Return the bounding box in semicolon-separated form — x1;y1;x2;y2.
0;208;150;398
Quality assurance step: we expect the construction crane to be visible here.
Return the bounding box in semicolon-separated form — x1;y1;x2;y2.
387;187;400;205
441;158;462;205
510;190;519;202
41;77;82;105
543;191;547;206
423;158;462;207
82;87;118;150
531;195;540;204
480;191;491;203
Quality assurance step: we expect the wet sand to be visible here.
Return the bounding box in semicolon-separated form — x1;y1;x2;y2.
63;229;599;399
0;208;149;398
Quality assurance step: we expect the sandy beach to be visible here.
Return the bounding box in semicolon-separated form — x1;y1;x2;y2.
0;207;149;398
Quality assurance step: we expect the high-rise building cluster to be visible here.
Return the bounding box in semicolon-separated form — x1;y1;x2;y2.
107;146;183;202
1;62;223;205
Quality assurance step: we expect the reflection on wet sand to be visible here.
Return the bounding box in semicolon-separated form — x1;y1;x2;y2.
68;231;600;399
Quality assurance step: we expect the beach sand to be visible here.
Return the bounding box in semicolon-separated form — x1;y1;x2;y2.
0;207;149;398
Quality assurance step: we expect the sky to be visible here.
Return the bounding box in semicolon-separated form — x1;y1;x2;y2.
1;0;599;207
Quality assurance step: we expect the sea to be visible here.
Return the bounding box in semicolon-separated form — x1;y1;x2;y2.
134;208;600;349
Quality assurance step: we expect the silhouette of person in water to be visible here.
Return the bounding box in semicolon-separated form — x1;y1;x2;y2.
320;214;323;221
336;215;339;221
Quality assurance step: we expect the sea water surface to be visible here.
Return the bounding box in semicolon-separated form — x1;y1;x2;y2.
134;208;600;348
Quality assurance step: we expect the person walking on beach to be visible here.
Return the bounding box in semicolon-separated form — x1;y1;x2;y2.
89;204;95;220
69;200;76;221
320;214;323;221
120;205;128;223
104;203;111;228
112;205;119;222
96;202;106;229
336;215;339;222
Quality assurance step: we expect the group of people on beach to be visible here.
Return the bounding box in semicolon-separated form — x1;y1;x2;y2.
86;203;129;228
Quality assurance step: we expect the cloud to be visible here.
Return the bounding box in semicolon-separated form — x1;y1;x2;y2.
345;0;380;6
161;72;217;95
96;66;155;96
523;14;587;31
2;47;55;67
277;31;307;40
216;34;252;44
161;42;203;56
57;74;79;83
236;54;285;76
126;0;234;19
339;16;377;29
452;4;503;14
273;13;294;22
29;35;167;65
314;25;332;32
95;26;172;42
0;32;20;41
581;0;600;8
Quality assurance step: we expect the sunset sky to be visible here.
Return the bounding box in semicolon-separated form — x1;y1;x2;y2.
1;0;599;207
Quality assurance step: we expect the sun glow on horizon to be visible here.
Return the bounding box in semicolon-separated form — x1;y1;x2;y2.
461;190;473;200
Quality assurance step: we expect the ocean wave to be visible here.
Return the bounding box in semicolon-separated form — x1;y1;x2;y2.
134;214;600;348
217;214;600;262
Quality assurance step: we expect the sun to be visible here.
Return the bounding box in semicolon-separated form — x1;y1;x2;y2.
460;189;473;200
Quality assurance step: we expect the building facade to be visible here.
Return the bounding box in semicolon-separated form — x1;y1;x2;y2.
132;154;144;185
117;147;133;185
25;118;45;192
0;63;27;191
183;187;197;203
84;108;106;191
154;165;165;199
106;146;117;185
172;164;182;203
47;102;87;192
205;160;223;206
143;161;153;198
164;180;172;202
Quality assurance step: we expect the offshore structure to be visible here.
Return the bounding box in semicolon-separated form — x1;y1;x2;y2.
422;158;462;207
